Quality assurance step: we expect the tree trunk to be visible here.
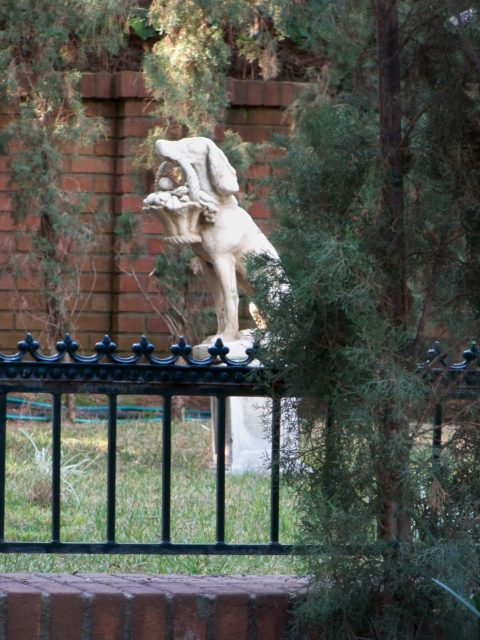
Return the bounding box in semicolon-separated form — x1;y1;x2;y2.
376;0;408;325
376;0;411;534
375;3;412;636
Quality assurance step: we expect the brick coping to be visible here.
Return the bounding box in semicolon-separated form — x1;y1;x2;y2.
0;572;308;595
0;573;309;639
80;70;310;105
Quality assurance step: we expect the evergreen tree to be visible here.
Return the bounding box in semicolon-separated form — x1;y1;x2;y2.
250;2;480;638
141;1;480;635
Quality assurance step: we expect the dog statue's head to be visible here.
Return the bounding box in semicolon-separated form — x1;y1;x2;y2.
155;137;239;204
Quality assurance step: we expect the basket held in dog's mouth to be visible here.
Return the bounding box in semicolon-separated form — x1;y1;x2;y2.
143;197;203;244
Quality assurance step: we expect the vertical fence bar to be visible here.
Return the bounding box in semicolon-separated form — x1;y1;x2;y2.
162;395;172;543
107;394;117;544
430;403;443;531
323;403;335;497
432;403;442;466
270;396;281;544
216;395;226;544
0;393;6;541
51;394;62;543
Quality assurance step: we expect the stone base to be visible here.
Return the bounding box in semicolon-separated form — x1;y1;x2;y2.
211;396;271;474
192;330;256;361
198;333;269;473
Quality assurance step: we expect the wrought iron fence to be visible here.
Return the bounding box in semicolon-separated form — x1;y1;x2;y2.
418;340;480;459
0;333;291;556
0;333;474;557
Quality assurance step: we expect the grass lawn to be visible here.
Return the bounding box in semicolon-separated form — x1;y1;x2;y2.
0;403;299;575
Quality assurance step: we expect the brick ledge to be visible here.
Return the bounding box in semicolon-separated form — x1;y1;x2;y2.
0;573;308;640
80;71;309;106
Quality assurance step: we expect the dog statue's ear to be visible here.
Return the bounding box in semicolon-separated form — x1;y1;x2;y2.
206;141;240;196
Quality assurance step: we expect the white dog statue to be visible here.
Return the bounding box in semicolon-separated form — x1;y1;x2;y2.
143;136;290;472
143;136;280;347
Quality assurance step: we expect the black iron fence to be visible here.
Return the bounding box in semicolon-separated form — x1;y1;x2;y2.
0;334;290;556
418;340;480;460
0;333;476;558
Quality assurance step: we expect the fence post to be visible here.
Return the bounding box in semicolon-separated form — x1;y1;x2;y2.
432;403;442;467
162;395;172;543
52;394;62;543
216;396;226;544
0;393;6;541
270;395;281;545
107;394;117;544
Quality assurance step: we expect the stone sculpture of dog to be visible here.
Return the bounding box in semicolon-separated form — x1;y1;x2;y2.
143;136;280;345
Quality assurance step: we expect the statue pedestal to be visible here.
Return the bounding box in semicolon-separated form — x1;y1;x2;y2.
211;396;271;474
196;334;270;474
192;331;255;361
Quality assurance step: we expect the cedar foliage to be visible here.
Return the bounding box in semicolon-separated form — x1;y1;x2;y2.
143;0;324;134
0;0;133;345
249;2;480;638
151;246;216;343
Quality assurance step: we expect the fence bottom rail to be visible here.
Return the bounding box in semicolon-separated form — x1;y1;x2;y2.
0;542;295;555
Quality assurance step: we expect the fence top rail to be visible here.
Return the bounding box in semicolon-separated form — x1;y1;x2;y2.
417;340;480;396
0;334;286;396
0;334;260;367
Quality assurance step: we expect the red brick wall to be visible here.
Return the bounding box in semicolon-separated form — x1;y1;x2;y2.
0;72;307;352
0;573;308;640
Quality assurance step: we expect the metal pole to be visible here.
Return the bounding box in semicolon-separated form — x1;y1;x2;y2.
107;394;117;543
0;393;7;541
51;394;62;543
432;403;442;466
162;395;172;543
216;396;226;544
270;396;281;544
